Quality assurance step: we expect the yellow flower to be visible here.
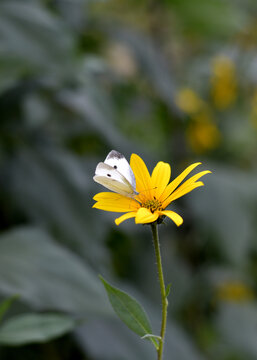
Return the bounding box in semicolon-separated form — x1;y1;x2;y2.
175;88;205;115
216;281;254;303
250;89;257;128
211;55;237;109
187;111;221;154
93;154;211;226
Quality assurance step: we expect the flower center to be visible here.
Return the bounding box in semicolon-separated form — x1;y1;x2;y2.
142;198;163;213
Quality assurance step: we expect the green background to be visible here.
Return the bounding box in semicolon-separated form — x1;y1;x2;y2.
0;0;257;359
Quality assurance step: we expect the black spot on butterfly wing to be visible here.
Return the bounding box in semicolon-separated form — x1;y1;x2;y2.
107;174;111;177
106;150;124;160
114;165;117;169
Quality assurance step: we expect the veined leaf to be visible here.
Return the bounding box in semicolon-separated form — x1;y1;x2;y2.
99;275;158;349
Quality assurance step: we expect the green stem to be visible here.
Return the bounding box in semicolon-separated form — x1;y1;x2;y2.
151;223;168;360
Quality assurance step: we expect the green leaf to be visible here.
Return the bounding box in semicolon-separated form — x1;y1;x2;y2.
0;313;76;346
165;283;172;298
0;227;111;316
99;275;158;349
0;295;19;324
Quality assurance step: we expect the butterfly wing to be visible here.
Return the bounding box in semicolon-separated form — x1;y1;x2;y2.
104;150;137;192
94;162;136;197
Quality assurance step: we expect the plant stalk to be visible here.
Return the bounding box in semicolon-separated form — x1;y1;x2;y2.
151;223;168;360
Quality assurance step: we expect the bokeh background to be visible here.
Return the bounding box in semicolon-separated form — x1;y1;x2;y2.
0;0;257;359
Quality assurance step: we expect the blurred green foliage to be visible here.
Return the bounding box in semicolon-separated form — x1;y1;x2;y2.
0;0;257;359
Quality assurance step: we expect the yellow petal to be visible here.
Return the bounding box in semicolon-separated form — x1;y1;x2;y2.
159;210;183;226
163;182;204;208
167;170;211;197
115;212;137;226
151;162;171;199
162;169;211;207
160;162;202;202
135;207;159;224
93;192;130;201
130;154;152;198
93;197;139;212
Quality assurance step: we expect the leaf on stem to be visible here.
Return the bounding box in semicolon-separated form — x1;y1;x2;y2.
141;333;161;349
99;275;158;349
165;283;172;298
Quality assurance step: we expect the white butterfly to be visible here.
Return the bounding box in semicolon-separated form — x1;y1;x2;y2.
93;150;138;198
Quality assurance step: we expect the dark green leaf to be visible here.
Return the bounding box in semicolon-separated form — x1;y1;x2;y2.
99;275;158;349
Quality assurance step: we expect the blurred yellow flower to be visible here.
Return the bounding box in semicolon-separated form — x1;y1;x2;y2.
187;111;221;153
211;55;237;109
93;154;211;226
216;281;254;303
250;89;257;128
175;88;205;114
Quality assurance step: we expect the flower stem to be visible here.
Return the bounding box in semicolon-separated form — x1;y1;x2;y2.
151;223;168;360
